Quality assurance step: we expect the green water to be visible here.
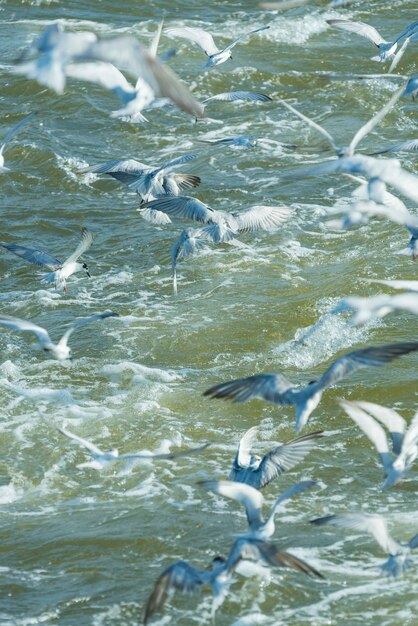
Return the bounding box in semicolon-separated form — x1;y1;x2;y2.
0;0;417;624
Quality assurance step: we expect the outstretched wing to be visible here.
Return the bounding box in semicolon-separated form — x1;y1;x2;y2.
143;560;206;624
198;479;264;531
232;205;292;233
142;196;216;223
221;25;270;53
0;241;62;270
235;425;260;469
254;432;323;489
119;443;210;460
63;228;94;265
202;91;272;105
369;139;418;156
354;401;406;455
165;26;219;56
0;314;51;348
318;342;418;391
326;19;388;47
204;373;295;405
338;399;392;473
0;112;37;154
58;311;119;348
311;513;401;555
280;99;338;153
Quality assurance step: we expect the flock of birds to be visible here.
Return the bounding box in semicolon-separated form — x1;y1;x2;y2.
2;4;418;624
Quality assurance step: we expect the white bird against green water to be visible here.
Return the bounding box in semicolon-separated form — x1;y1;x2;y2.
165;25;269;70
0;228;93;293
339;399;418;489
311;512;418;577
0;311;119;361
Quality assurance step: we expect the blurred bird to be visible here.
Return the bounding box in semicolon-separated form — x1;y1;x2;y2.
0;311;119;361
339;399;418;488
311;512;418;577
204;342;418;431
0;112;36;172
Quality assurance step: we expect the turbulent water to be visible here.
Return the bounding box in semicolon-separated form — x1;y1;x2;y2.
0;0;418;624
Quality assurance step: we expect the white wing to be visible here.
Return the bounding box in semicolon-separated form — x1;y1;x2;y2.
198;479;264;531
149;20;164;58
236;426;260;467
232;206;292;233
0;111;37;155
203;91;272;105
165;26;219;57
65;62;135;96
280;98;338;153
339;399;393;473
326;19;388;46
63;228;94;265
0;314;51;349
354;401;406;455
311;513;401;555
58;311;119;348
58;426;103;455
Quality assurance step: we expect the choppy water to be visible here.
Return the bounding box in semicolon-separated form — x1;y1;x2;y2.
0;0;418;624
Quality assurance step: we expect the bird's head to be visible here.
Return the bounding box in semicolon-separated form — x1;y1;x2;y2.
82;262;91;278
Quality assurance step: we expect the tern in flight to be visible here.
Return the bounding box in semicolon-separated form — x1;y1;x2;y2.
0;311;119;360
165;25;269;69
339;399;418;489
58;426;210;469
0;228;93;293
204;342;418;432
311;512;418;577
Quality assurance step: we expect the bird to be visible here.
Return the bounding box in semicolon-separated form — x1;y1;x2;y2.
199;479;317;540
141;196;292;243
201;90;272;112
229;427;323;488
0;111;36;172
83;154;200;210
332;293;418;326
311;512;418;577
403;74;418;99
58;426;210;469
15;24;204;118
338;399;418;489
164;25;269;70
198;135;259;149
280;84;404;159
143;533;321;624
0;228;93;293
204;341;418;432
326;19;398;62
0;311;119;361
286;154;418;206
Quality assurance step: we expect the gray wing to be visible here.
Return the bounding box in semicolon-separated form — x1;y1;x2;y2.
202;91;272;104
0;241;62;270
165;26;219;57
232;206;292;233
141;196;216;224
83;159;150;185
326;19;388;46
143;560;206;624
173;173;201;191
370;139;418;155
152;153;198;176
225;537;323;577
311;513;401;555
318;342;418;391
63;228;93;265
203;373;296;405
221;25;270;54
119;443;210;460
0;111;37;153
198;479;264;531
408;532;418;550
253;431;323;489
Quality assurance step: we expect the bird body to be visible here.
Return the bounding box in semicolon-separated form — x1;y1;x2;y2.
204;342;418;431
0;228;93;293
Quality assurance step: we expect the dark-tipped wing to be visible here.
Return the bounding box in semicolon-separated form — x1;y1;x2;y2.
253;431;323;489
173;173;201;190
83;158;150;185
141;196;215;224
204;373;295;405
0;241;62;270
318;342;418;391
143;560;206;624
